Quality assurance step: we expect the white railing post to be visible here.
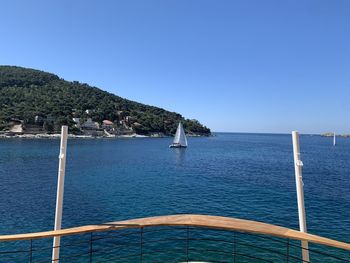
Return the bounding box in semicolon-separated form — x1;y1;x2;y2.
292;131;310;262
52;126;68;263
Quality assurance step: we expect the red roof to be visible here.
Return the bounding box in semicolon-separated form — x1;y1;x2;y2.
103;120;113;125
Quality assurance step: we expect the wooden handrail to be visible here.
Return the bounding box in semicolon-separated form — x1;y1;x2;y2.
0;214;349;251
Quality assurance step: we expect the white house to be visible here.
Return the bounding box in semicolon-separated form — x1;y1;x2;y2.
72;118;81;128
81;118;99;130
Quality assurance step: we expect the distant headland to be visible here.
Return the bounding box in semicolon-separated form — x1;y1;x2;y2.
0;66;210;138
321;132;350;138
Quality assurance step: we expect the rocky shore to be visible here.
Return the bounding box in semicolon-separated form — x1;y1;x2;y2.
0;132;204;139
0;133;157;139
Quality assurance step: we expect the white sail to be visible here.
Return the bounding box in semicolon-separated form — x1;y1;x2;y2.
333;132;336;146
173;122;187;146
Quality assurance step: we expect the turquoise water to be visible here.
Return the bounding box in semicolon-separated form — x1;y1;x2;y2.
0;133;350;261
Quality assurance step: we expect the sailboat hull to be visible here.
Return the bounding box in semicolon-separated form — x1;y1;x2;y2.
169;144;187;148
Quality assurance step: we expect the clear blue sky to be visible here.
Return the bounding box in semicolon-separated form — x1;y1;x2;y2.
1;0;350;133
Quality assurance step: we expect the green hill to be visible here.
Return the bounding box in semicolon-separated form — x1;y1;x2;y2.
0;66;210;135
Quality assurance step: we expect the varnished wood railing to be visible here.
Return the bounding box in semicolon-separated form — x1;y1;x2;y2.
1;214;350;262
0;214;349;251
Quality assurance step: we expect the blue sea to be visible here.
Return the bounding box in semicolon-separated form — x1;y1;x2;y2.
0;133;349;262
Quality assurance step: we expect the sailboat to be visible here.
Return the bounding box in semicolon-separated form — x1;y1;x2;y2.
169;122;188;148
333;132;336;146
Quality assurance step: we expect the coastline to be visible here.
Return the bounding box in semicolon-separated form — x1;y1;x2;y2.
0;133;206;139
0;133;154;139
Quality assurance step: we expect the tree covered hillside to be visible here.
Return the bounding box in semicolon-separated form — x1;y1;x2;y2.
0;66;210;135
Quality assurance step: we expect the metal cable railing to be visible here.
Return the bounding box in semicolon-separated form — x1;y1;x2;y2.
0;214;349;262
